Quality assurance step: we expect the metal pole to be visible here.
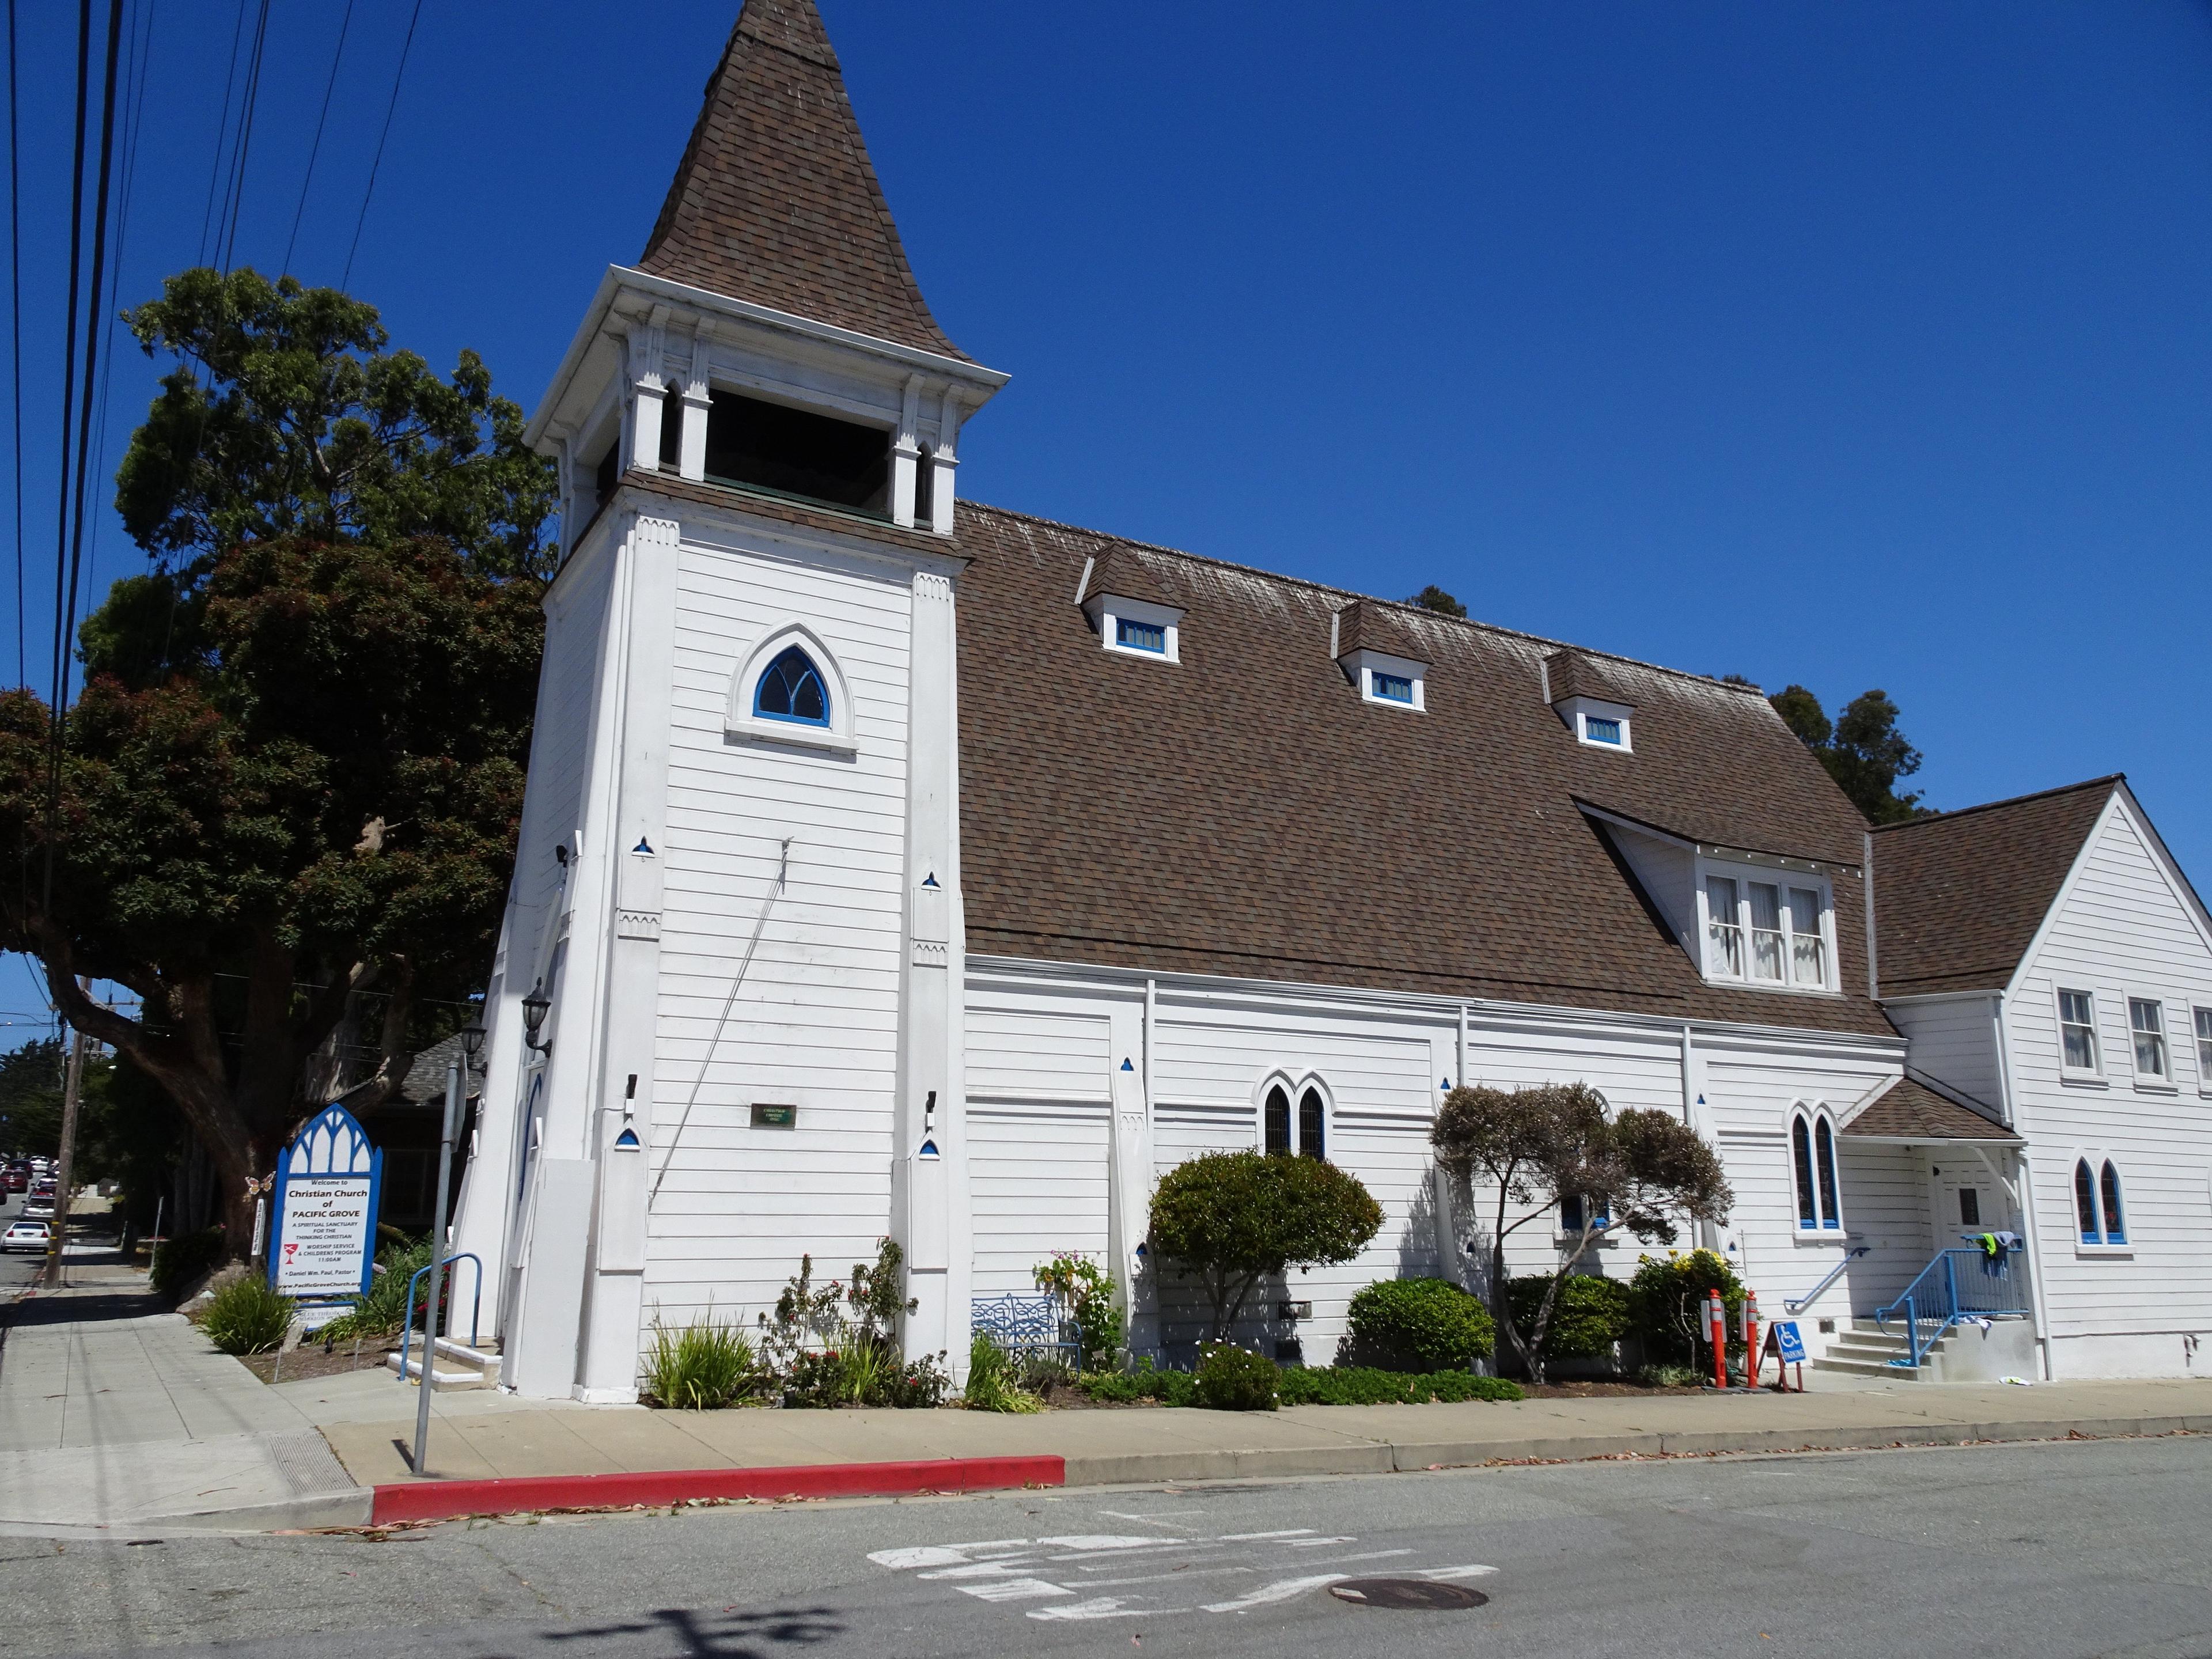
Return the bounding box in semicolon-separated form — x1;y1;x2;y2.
40;979;90;1288
412;1053;463;1478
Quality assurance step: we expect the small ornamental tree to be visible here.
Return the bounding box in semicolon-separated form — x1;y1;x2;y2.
1430;1083;1732;1382
1148;1150;1383;1344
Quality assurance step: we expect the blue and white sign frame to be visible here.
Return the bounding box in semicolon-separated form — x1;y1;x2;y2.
266;1103;382;1317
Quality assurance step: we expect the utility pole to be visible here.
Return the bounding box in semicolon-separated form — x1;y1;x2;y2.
41;977;90;1288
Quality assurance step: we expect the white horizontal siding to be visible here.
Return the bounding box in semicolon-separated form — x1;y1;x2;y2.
969;1102;1111;1298
968;1009;1111;1103
1888;995;2003;1114
642;534;913;1325
2008;802;2212;1347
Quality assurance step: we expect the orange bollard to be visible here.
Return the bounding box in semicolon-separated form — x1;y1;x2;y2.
1707;1289;1728;1389
1741;1290;1760;1389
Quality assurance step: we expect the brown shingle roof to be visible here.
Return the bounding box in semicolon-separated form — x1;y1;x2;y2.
1546;650;1635;709
1081;547;1175;609
1872;778;2118;997
637;0;969;362
952;501;1890;1033
1840;1075;2019;1142
1334;600;1427;664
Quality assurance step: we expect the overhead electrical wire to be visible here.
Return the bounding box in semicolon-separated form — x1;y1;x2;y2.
283;0;354;279
41;0;125;918
196;0;247;268
6;0;20;692
342;0;423;290
213;0;270;275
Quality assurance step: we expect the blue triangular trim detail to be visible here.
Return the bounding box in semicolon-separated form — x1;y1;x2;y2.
613;1127;641;1149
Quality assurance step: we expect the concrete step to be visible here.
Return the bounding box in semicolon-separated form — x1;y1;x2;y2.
383;1334;500;1391
383;1350;488;1389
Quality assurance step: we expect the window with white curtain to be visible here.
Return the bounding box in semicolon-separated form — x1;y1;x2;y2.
2057;990;2100;1073
2129;998;2168;1081
1701;862;1833;990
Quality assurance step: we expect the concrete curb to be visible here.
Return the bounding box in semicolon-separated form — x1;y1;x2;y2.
368;1455;1068;1527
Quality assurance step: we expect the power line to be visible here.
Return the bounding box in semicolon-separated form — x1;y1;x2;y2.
196;0;247;268
213;0;270;276
6;0;20;692
283;0;353;279
342;0;423;290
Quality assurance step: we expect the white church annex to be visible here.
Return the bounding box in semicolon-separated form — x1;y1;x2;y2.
448;0;2212;1399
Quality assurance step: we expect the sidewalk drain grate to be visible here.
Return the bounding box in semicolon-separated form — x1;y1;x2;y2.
1330;1579;1489;1610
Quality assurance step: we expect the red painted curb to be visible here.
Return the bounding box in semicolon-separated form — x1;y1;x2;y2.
370;1455;1065;1525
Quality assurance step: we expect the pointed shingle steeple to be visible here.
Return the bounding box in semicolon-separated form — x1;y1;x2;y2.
639;0;970;362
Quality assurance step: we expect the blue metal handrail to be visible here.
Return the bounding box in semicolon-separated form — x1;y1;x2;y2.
396;1252;483;1385
1873;1247;2030;1368
1785;1245;1870;1314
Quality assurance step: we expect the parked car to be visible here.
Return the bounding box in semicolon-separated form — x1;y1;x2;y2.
1;1169;25;1194
2;1219;49;1252
23;1196;54;1220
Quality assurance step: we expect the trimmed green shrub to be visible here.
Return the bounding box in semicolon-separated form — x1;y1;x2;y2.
880;1353;952;1409
1195;1343;1279;1411
1033;1252;1124;1371
1149;1151;1382;1340
149;1226;226;1301
199;1273;294;1355
1505;1272;1631;1361
641;1314;757;1409
1077;1359;1197;1406
1627;1249;1745;1366
1277;1366;1524;1406
962;1332;1043;1413
1346;1277;1495;1372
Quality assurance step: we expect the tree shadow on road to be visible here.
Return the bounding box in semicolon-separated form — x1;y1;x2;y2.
542;1604;844;1657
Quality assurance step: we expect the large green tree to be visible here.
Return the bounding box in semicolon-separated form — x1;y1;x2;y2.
1768;683;1929;825
0;268;554;1253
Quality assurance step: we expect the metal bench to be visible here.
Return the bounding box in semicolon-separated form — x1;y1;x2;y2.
971;1293;1081;1368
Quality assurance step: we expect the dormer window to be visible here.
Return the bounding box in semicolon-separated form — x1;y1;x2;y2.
1115;616;1166;655
1698;857;1835;991
1546;652;1636;753
1081;549;1184;664
1331;601;1429;713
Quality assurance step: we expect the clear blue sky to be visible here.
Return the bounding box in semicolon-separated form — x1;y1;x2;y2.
5;1;2212;1046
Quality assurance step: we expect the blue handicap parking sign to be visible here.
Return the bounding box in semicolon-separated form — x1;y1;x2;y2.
1770;1320;1806;1364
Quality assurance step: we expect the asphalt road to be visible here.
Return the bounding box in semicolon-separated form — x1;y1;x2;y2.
0;1191;45;1297
5;1434;2212;1658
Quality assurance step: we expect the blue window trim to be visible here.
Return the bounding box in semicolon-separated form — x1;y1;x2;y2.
753;645;832;728
2100;1160;2127;1245
1115;616;1166;654
1584;715;1623;745
1371;671;1414;704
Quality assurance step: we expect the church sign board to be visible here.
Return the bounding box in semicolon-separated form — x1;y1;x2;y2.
267;1104;382;1314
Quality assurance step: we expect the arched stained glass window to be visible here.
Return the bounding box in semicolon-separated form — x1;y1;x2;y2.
2100;1160;2127;1245
754;645;830;726
1814;1117;1840;1230
1791;1117;1817;1229
1299;1088;1326;1161
1264;1085;1291;1156
2075;1158;2100;1243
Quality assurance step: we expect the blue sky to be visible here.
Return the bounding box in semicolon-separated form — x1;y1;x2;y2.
5;1;2211;1046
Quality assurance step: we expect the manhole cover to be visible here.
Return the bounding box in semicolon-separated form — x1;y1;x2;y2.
1329;1578;1489;1610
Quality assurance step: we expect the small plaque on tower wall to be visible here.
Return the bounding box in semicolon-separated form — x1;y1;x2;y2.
750;1103;797;1129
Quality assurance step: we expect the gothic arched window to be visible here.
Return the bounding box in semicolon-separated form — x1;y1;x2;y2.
1790;1107;1842;1232
754;645;830;726
1298;1087;1326;1161
1264;1085;1291;1156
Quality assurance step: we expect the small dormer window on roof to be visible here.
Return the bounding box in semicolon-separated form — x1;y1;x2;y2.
1081;550;1184;664
1545;651;1635;753
1332;601;1429;713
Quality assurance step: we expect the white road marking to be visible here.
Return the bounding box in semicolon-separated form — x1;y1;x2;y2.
957;1578;1074;1603
1079;1565;1257;1588
1286;1536;1357;1547
1216;1529;1317;1541
919;1562;1041;1581
1416;1565;1499;1581
868;1540;1035;1570
1036;1535;1174;1550
1297;1548;1414;1566
1202;1574;1347;1614
1027;1597;1171;1622
1099;1509;1205;1525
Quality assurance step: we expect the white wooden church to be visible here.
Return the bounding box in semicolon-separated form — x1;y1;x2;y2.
448;0;2212;1398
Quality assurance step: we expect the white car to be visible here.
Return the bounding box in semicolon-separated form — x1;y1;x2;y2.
2;1220;49;1252
22;1197;54;1220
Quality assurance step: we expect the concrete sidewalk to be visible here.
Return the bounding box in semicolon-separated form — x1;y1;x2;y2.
0;1257;362;1532
311;1370;2212;1499
7;1259;2211;1532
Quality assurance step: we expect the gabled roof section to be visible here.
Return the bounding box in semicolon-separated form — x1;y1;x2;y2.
949;501;1889;1033
1334;600;1427;664
1840;1074;2020;1142
1546;650;1635;709
1872;777;2120;997
1080;547;1175;609
638;0;970;362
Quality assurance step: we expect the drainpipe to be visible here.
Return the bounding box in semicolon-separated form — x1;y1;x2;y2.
1991;990;2056;1380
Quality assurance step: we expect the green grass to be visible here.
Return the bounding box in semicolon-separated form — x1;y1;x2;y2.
640;1314;758;1409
